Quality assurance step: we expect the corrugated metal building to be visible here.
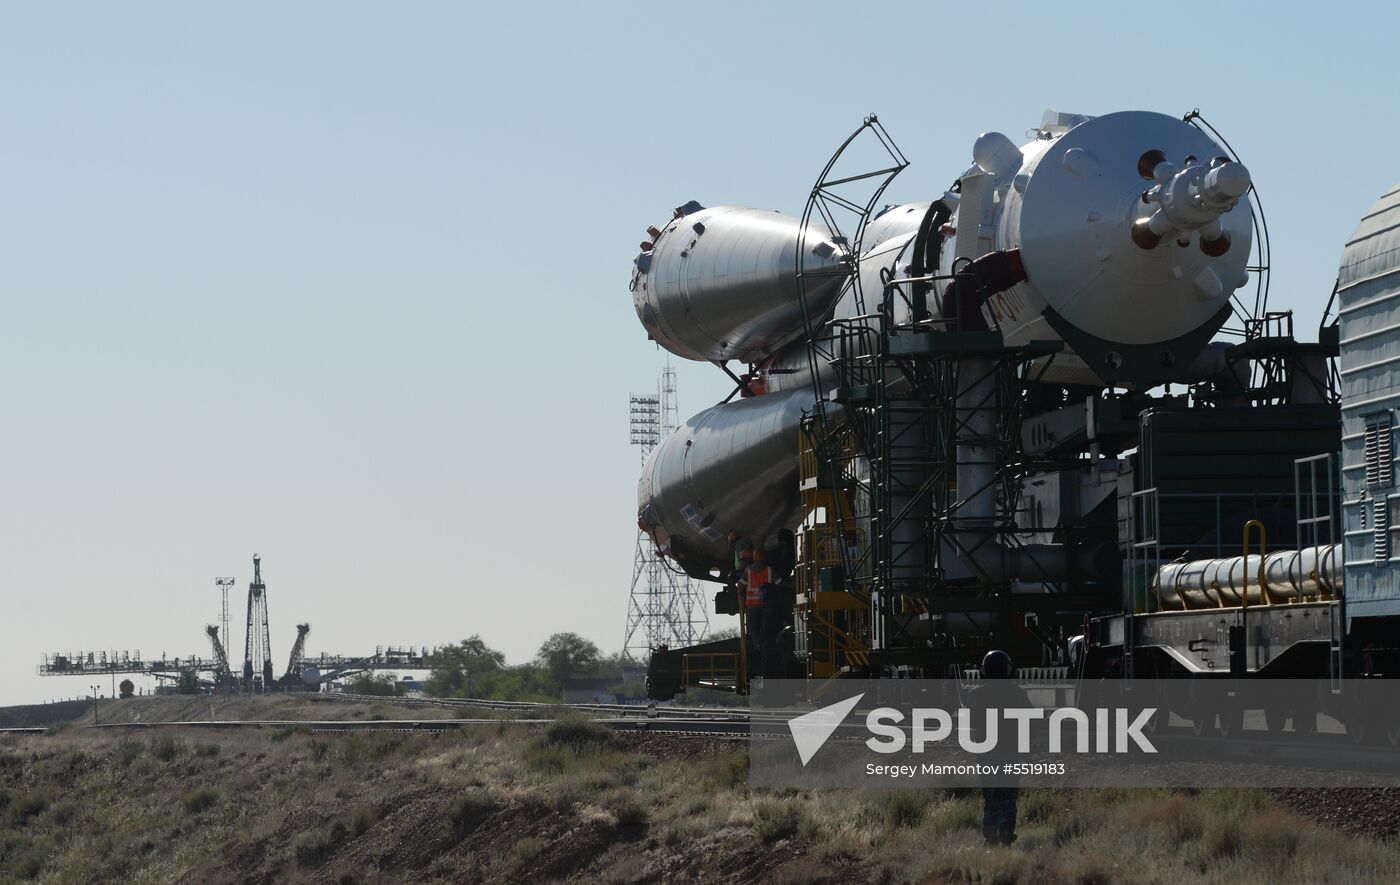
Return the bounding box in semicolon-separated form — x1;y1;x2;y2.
1339;182;1400;618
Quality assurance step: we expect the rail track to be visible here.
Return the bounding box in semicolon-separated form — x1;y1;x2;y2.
13;695;1400;779
1;693;761;739
319;691;752;721
51;716;760;738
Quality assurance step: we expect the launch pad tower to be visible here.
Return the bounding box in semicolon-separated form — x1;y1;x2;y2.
242;555;274;691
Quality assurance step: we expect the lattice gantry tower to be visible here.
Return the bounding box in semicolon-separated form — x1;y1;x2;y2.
624;365;709;661
242;555;274;691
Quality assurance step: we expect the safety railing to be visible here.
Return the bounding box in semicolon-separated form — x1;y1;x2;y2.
681;652;740;692
1127;489;1318;613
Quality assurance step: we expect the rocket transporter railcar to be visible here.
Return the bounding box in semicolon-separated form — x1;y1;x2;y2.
628;109;1400;740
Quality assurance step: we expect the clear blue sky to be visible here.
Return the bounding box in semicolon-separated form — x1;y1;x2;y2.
1;3;1394;704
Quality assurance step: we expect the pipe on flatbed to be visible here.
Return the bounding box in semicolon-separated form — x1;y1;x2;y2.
1152;543;1343;610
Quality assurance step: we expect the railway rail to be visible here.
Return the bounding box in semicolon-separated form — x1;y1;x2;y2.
60;717;758;738
10;706;1400;782
319;691;751;720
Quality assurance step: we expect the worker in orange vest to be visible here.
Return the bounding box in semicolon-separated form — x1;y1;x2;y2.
745;549;771;663
758;529;796;677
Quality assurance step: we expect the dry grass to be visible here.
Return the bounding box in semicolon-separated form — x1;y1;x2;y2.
0;716;1398;883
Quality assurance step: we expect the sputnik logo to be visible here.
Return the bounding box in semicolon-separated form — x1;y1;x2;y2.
787;693;864;765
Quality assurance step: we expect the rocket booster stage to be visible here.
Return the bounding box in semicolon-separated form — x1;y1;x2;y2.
631;204;848;364
630;110;1255;580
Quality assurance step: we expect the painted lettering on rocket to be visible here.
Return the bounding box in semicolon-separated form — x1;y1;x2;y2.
984;287;1028;325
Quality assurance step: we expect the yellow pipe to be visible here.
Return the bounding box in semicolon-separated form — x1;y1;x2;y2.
1243;520;1272;607
1173;568;1191;611
737;603;749;692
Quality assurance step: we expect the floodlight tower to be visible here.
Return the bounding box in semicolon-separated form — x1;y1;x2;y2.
215;577;234;669
623;364;710;662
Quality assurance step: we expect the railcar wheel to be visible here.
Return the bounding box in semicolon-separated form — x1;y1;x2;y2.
1215;703;1244;739
1187;680;1222;738
1386;712;1400;748
1189;700;1220;738
1346;708;1382;746
1137;681;1166;734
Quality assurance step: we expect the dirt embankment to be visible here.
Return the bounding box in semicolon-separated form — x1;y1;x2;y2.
3;714;1400;883
1;693;460;727
0;700;90;729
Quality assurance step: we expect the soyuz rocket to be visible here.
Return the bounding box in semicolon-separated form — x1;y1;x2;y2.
629;110;1255;582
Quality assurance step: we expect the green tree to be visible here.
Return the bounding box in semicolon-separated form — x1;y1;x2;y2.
535;632;602;687
344;672;402;696
425;635;507;697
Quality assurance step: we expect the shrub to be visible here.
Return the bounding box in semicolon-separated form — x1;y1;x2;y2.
271;725;309;742
607;793;648;828
544;781;585;814
525;718;621;774
115;738;143;767
13;848;43;880
706;752;749;791
8;792;49;826
337;733;403;766
1128;793;1202;842
753;799;804;843
882;792;927;829
182;787;219;813
525;744;573;775
447;792;498;839
501;836;547;873
48;798;78;825
1242;809;1301;864
928;799;981;835
1068;851;1117;885
350;806;377;837
294;821;348;867
1200;788;1265;814
1019;790;1058;824
539;719;617;755
1205;819;1242;859
149;734;184;762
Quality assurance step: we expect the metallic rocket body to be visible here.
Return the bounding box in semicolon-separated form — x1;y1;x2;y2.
631;205;847;364
637;387;819;580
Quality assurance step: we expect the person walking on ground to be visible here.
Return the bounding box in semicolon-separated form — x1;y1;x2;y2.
968;649;1031;846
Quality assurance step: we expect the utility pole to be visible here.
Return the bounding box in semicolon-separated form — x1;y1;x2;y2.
90;684;99;725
